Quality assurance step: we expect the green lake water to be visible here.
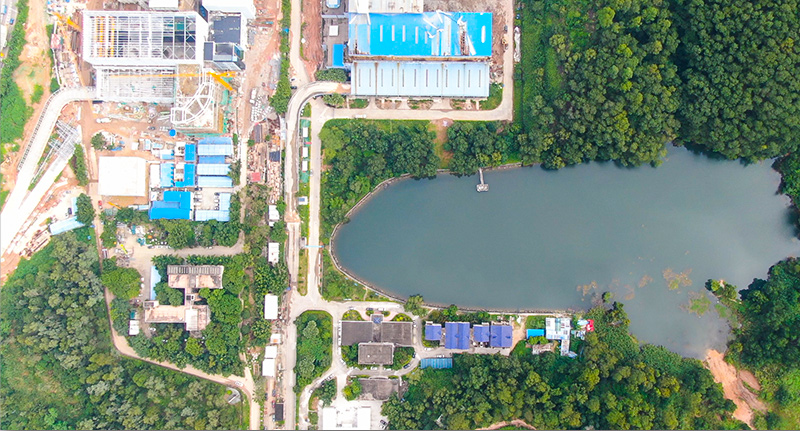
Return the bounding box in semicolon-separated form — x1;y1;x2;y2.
332;147;799;358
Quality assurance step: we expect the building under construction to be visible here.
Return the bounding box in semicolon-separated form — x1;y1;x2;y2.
82;10;232;133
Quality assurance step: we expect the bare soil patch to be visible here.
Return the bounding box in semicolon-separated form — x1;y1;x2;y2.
302;0;324;77
705;349;767;428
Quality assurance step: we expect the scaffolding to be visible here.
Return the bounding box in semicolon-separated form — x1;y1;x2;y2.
95;66;178;102
33;121;81;182
82;11;208;67
170;69;224;133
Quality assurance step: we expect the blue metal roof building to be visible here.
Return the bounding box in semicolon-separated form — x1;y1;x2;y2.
351;61;490;97
160;163;175;188
445;322;470;349
197;176;234;188
425;323;442;341
349;12;492;58
185;143;197;162
490;324;513;348
197;163;230;176
198;155;227;164
149;191;193;220
49;216;85;235
472;324;490;343
175;163;196;187
198;137;234;156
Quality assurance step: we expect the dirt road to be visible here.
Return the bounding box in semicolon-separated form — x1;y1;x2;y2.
705;349;766;428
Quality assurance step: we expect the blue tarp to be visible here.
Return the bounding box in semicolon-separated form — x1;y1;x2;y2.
425;324;442;341
349;12;492;57
149;191;192;220
332;44;345;67
198;155;227;164
420;357;453;369
175;163;196;187
160;163;175;188
150;266;161;300
184;144;197;162
527;329;545;338
197;176;233;188
49;217;85;235
490;324;513;348
445;322;470;349
472;325;490;343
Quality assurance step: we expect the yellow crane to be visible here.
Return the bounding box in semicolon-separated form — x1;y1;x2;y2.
109;70;237;92
52;12;82;32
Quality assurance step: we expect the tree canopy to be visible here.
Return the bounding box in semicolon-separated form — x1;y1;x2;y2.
0;233;244;430
101;266;142;300
671;0;800;160
75;193;95;225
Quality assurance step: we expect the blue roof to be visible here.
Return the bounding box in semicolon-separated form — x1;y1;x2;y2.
49;216;85;235
195;210;230;221
490;324;513;348
197;137;234;156
198;155;227;164
425;323;442;341
472;325;490;343
445;322;470;349
332;45;345;67
351;61;490;98
175;163;196;187
160;163;175;188
219;192;232;211
527;329;545;338
197;176;233;188
349;12;492;58
197;163;230;176
185;144;197;162
149;191;192;220
420;357;453;369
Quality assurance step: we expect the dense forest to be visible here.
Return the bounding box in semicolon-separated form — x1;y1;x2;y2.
518;0;680;168
516;0;799;166
0;233;244;430
383;303;743;430
319;120;438;234
671;0;800;160
709;258;800;429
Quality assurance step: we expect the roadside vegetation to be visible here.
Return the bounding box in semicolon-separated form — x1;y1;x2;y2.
0;0;32;149
315;68;348;82
294;311;333;393
0;233;245;430
384;303;742;430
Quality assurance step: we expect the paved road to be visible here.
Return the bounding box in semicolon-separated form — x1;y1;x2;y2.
1;87;95;254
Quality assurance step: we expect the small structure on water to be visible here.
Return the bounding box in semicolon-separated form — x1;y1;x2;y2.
477;168;489;192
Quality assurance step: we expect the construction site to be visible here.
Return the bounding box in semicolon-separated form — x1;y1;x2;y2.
0;0;286;279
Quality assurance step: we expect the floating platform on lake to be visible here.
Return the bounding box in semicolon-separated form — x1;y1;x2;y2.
477;168;489;192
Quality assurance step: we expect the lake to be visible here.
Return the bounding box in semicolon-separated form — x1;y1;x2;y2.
332;147;799;358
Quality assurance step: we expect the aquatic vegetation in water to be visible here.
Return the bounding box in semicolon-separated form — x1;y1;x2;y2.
638;274;653;288
663;268;693;290
685;291;712;316
576;280;599;296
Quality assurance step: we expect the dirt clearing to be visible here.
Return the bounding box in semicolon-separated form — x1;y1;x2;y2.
302;0;324;77
705;349;767;428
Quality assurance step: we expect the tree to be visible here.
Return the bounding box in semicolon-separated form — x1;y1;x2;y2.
322;93;345;108
75;193;94;225
315;68;348;82
155;281;184;305
404;294;426;316
159;219;195;249
90;133;106;150
185;337;204;357
101;267;142;300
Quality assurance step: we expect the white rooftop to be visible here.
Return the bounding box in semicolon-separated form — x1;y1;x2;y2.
98;157;148;196
264;294;279;320
264;345;278;359
322;407;371;430
268;242;280;264
262;357;276;377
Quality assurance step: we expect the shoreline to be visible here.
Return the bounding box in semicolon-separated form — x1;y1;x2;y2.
326;161;581;315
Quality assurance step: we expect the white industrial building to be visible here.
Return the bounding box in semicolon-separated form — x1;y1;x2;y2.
321;407;372;430
268;242;280;264
202;0;256;20
264;294;279;320
98;157;148;196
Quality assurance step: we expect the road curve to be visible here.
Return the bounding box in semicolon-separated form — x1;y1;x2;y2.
1;87;96;254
